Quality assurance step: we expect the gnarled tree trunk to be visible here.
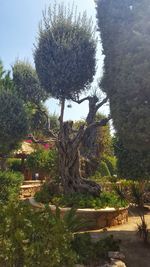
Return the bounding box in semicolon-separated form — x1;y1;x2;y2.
57;121;101;196
80;96;108;176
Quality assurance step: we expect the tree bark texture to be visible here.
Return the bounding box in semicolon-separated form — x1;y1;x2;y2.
83;96;108;157
57;121;101;196
80;96;108;175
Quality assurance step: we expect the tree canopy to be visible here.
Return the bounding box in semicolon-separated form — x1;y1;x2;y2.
96;0;150;151
13;61;47;104
0;90;28;154
34;3;97;100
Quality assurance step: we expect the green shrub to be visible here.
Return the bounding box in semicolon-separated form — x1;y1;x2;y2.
0;201;77;267
98;161;111;177
26;148;59;180
89;162;111;183
90;170;102;182
0;171;23;203
94;235;120;258
102;155;117;176
90;156;117;182
0;201;31;267
7;158;22;172
72;233;93;265
0;198;121;267
35;181;61;203
72;233;120;265
108;175;118;183
50;192;127;209
90;174;118;183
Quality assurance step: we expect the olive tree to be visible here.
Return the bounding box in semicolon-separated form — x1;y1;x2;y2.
34;3;109;196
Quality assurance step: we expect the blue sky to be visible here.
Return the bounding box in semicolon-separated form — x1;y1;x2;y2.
0;0;109;120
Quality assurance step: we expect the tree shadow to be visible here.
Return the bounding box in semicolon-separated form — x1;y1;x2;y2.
90;229;150;267
128;205;150;217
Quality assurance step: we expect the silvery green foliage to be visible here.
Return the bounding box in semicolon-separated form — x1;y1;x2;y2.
34;3;97;100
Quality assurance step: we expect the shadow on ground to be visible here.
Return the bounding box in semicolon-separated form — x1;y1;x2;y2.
90;206;150;267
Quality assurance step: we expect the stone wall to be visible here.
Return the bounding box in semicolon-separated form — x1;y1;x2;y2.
20;181;42;199
67;207;128;230
29;198;128;230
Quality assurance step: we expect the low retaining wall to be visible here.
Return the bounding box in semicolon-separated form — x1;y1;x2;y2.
20;181;42;198
29;198;128;230
75;207;128;229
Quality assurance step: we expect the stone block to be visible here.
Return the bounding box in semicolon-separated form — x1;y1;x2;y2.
108;251;125;260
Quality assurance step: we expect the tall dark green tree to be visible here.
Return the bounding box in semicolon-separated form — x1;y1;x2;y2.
114;136;150;180
0;62;28;155
96;0;150;151
12;61;51;136
13;61;47;104
34;3;109;196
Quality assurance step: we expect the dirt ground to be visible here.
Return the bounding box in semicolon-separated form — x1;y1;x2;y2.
90;206;150;267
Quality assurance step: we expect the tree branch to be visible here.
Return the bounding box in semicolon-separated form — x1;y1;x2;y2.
72;96;91;104
96;96;108;110
84;116;111;137
28;133;56;144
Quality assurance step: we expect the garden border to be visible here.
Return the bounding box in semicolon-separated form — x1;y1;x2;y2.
29;197;128;230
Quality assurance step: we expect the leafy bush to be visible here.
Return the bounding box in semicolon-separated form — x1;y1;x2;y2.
7;158;22;172
0;201;77;267
35;181;61;203
26;148;59;180
102;155;117;176
98;161;111;177
50;192;127;209
72;233;120;265
72;233;93;265
0;171;23;203
0;198;121;267
90;170;102;182
90;173;118;183
89;156;117;182
89;162;112;182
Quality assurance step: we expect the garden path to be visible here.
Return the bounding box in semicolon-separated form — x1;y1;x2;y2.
90;206;150;267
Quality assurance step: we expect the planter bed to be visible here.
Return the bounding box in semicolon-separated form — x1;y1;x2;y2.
29;197;128;230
